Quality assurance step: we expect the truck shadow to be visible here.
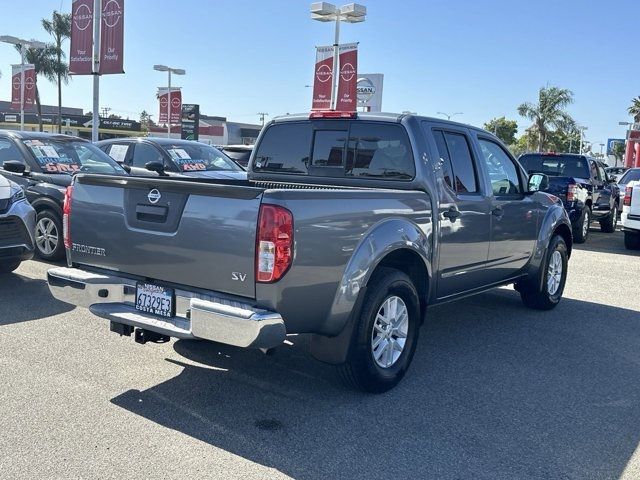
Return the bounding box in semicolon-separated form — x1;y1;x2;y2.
573;228;640;256
110;289;640;479
0;272;74;325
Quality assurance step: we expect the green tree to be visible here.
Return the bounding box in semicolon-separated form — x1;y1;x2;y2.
483;117;518;145
15;44;59;132
517;86;575;152
42;11;71;133
628;96;640;122
139;110;154;133
612;141;626;167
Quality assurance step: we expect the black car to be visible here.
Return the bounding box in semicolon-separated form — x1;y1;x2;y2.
218;144;253;168
518;153;620;243
0;131;127;260
97;137;247;179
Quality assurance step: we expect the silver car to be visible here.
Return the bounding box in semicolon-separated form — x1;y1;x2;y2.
0;176;35;273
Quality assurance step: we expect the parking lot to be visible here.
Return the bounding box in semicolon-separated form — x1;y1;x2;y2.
0;228;638;480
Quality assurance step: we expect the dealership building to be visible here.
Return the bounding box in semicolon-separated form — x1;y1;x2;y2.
0;101;262;145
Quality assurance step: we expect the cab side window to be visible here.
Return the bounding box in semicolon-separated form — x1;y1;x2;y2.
478;139;522;195
132;143;164;168
0;139;25;165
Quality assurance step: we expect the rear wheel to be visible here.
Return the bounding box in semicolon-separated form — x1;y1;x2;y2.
0;260;20;274
35;210;64;261
624;231;640;250
599;204;618;233
573;206;591;243
520;234;568;310
337;267;420;393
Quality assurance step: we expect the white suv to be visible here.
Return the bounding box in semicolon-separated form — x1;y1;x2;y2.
621;180;640;250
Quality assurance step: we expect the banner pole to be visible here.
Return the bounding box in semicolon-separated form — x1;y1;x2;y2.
167;71;171;138
331;14;340;111
92;0;101;142
20;45;25;131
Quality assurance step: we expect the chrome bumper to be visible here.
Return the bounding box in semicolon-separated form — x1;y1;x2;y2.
47;267;286;349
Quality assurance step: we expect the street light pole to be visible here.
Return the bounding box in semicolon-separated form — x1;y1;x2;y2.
578;126;588;154
92;0;101;142
437;111;463;121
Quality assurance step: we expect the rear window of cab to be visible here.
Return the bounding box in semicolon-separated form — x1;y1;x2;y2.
253;121;415;180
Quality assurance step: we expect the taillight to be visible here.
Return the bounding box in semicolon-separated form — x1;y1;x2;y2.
63;185;73;249
566;184;577;202
624;186;633;207
256;204;293;282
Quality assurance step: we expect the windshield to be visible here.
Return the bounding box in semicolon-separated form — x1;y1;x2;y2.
519;154;590;178
619;169;640;185
162;143;242;172
23;139;126;175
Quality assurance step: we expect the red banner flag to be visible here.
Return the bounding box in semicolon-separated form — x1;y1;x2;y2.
99;0;125;74
336;43;358;112
69;0;94;75
10;64;36;111
311;45;334;111
158;88;182;124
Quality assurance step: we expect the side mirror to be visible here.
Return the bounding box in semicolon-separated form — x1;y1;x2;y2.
528;173;548;192
145;161;166;176
3;160;26;174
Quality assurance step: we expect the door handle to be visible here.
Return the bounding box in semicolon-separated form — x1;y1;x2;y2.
442;207;461;221
492;206;503;217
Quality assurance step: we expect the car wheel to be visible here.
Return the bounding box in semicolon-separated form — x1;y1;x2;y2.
0;260;21;274
520;234;568;310
599;204;617;233
35;210;64;261
337;267;420;393
624;231;640;250
573;206;591;243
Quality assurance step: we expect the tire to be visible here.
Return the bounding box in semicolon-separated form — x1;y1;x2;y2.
572;206;591;244
0;260;21;274
624;231;640;250
599;204;618;233
34;210;64;261
520;235;568;310
337;267;421;393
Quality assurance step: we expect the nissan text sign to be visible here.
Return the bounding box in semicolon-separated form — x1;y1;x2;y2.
357;74;383;112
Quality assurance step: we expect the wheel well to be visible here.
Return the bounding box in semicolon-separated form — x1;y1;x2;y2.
374;249;429;320
553;223;573;257
33;203;60;217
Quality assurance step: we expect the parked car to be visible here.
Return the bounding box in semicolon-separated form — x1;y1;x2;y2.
616;168;640;198
518;152;620;243
218;144;253;168
0;131;127;261
48;113;572;393
605;166;628;182
97;138;247;179
621;180;640;249
0;175;35;273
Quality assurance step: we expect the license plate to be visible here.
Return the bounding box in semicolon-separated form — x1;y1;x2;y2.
135;282;174;318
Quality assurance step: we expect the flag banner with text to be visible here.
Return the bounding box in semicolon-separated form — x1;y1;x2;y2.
158;88;182;124
336;43;358;112
311;45;334;111
69;0;94;74
99;0;125;74
11;64;36;111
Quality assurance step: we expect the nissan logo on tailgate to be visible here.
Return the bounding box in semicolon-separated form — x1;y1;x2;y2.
148;189;161;204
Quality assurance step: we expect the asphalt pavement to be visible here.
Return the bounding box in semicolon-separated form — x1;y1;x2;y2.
1;228;639;480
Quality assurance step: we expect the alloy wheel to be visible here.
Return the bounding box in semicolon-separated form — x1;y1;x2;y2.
547;250;563;295
371;295;409;368
35;217;59;256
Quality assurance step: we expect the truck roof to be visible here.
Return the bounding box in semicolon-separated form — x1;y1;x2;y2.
0;130;86;142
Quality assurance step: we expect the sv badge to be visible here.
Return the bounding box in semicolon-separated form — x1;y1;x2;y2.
231;272;247;282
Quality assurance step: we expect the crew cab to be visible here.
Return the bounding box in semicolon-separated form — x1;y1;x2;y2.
0;131;127;260
518;153;620;243
97;138;247;180
621;180;640;250
48;113;572;392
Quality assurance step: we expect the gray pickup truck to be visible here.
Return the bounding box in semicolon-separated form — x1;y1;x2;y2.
48;113;572;392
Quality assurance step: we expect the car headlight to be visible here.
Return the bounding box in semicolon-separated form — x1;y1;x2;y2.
9;188;26;205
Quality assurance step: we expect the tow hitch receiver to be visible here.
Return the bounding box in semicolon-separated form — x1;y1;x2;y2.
134;328;170;344
110;321;134;337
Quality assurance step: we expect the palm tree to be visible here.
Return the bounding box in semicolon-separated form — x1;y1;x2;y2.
15;44;58;132
517;86;575;152
42;11;71;133
628;96;640;122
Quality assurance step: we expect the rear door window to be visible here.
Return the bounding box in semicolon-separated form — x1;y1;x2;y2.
443;132;478;193
346;123;415;180
254;122;312;173
0;139;25;165
104;143;132;165
132;143;164;168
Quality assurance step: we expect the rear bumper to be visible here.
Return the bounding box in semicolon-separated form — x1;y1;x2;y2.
621;211;640;232
47;267;286;349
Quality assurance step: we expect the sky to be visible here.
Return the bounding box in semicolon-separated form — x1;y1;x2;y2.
0;0;638;147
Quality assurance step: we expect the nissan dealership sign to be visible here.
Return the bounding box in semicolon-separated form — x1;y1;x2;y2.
357;73;383;112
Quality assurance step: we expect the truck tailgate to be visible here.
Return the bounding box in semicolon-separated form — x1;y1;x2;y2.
69;175;263;298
